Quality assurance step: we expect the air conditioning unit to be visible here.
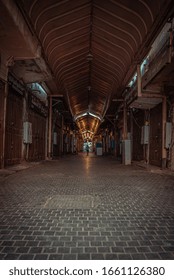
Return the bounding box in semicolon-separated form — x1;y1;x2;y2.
23;122;32;144
141;125;149;144
165;122;172;149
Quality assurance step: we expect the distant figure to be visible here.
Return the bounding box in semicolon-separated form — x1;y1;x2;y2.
86;144;89;156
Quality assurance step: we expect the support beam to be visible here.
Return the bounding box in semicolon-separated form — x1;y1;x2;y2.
162;96;167;168
48;96;52;159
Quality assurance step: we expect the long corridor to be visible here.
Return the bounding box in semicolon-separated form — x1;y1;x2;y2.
0;154;174;260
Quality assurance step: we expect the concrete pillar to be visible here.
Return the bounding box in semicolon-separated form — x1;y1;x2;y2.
123;101;127;140
114;125;117;156
48;96;52;159
130;109;133;159
45;110;48;159
61;116;64;154
162;96;167;168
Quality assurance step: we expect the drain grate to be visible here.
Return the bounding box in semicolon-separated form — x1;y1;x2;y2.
43;195;100;209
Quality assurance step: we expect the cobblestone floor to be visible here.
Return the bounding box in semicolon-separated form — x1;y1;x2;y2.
0;153;174;260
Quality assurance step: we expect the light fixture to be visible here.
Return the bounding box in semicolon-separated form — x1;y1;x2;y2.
86;52;93;62
74;111;102;121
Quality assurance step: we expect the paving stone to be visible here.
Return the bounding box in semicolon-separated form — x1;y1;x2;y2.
2;241;14;246
105;254;118;260
43;247;57;253
131;253;146;260
16;247;30;254
2;247;17;253
4;254;19;260
48;254;62;260
159;252;174;259
29;247;43;254
52;241;64;247
26;241;39;247
91;241;102;246
137;247;151;253
71;247;83;254
118;254;132;260
98;247;111;253
124;247;137;253
0;254;6;259
85;247;97;253
0;155;174;260
91;254;105;260
19;254;34;260
34;254;48;260
111;247;124;253
63;254;77;260
145;253;161;259
58;247;70;254
77;254;90;260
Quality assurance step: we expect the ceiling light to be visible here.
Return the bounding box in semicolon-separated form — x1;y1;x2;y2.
86;52;93;61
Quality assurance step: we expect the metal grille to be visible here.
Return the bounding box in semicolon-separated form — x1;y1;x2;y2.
44;195;100;209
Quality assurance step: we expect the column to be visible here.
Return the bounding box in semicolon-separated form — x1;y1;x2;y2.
123;101;127;140
162;96;167;168
48;96;52;159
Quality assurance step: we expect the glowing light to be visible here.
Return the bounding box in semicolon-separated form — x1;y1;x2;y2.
74;111;102;121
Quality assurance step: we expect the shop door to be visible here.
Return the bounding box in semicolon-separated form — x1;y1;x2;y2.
5;88;23;166
149;103;162;167
132;110;144;161
28;111;46;161
0;81;5;168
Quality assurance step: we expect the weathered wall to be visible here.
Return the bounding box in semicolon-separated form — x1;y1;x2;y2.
28;110;46;161
132;109;144;161
149;103;162;167
4;86;23;166
170;100;174;170
0;81;5;168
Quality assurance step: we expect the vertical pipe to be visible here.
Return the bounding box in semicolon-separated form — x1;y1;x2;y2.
114;124;117;157
45;113;48;159
48;96;52;159
61;115;64;155
162;96;167;168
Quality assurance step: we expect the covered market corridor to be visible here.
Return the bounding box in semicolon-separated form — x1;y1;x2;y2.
0;0;174;260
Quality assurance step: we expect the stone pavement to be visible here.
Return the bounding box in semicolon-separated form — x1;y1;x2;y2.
0;153;174;260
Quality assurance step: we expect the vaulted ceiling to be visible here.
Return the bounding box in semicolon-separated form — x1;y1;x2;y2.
1;0;174;135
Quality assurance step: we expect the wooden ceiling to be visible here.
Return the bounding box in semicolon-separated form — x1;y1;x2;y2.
5;0;174;134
